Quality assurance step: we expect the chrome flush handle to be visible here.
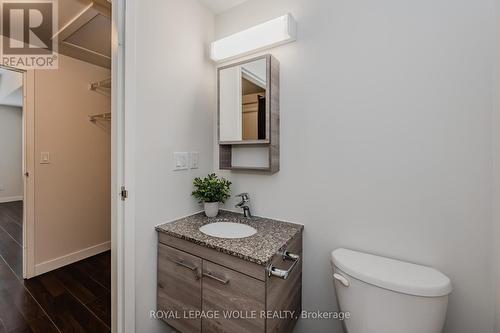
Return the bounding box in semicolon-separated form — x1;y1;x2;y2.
333;273;350;287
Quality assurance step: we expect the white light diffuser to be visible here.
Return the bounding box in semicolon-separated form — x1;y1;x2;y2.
210;14;297;62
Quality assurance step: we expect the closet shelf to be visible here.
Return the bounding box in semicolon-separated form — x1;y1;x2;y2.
89;112;111;122
89;77;111;90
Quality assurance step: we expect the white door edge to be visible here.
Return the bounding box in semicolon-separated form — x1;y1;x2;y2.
112;0;136;332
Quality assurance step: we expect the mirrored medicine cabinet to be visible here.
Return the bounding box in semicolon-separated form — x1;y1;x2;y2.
218;54;280;173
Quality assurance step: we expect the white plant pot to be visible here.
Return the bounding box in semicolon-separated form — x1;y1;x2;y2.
204;202;219;218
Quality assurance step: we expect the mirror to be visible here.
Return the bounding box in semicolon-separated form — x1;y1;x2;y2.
218;54;280;173
218;56;269;143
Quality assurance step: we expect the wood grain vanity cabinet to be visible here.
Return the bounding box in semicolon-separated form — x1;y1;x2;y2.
157;244;202;333
157;232;303;333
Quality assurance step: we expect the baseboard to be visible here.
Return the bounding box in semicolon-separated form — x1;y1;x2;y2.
34;241;111;276
0;195;23;203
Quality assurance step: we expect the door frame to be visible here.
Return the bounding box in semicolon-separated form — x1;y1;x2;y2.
22;69;35;279
0;65;35;279
0;0;135;328
112;0;136;332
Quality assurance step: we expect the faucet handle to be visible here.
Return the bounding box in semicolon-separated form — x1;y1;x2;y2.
235;193;252;217
236;193;250;200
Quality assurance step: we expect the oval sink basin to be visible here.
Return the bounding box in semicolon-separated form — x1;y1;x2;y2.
199;222;257;239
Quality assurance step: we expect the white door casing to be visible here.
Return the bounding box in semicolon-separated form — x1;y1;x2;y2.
112;0;136;332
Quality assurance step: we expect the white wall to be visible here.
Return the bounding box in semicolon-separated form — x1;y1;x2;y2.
494;1;500;329
132;0;215;332
215;1;496;332
0;105;23;201
494;105;500;332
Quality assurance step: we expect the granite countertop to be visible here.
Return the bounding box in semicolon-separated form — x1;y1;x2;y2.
155;210;303;266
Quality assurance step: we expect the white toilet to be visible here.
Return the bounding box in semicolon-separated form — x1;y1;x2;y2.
331;248;452;333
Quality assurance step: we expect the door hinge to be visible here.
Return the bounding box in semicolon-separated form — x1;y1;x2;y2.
121;186;128;201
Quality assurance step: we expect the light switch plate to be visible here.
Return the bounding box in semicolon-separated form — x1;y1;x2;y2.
190;152;199;169
40;152;50;164
173;152;189;171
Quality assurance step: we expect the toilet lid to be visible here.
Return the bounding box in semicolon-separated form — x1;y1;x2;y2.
331;248;452;297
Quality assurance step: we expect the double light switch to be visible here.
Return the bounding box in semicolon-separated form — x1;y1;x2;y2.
173;152;199;171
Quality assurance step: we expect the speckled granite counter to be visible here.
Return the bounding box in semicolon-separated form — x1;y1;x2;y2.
155;210;303;266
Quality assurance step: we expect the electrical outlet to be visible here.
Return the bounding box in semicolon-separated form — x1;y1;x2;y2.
0;184;4;191
190;152;199;169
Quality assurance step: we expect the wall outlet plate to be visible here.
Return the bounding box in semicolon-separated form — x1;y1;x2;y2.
173;152;189;171
0;184;4;191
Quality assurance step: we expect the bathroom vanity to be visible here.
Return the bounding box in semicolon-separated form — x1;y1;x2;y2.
155;211;303;333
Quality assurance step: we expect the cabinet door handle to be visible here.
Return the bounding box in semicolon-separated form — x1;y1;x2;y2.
203;271;229;285
174;259;197;271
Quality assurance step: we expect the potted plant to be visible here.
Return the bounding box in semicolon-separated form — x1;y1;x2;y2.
192;173;232;217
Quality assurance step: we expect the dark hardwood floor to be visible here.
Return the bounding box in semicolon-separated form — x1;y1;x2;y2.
0;201;111;333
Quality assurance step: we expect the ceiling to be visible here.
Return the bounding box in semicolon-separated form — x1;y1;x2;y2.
56;0;111;68
197;0;250;14
3;0;246;68
58;0;110;27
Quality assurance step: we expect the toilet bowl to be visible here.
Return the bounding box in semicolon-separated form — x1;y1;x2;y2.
331;249;452;333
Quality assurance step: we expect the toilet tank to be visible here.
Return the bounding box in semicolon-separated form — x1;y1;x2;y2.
331;249;452;333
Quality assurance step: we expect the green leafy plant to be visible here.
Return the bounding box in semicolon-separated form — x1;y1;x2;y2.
192;173;232;203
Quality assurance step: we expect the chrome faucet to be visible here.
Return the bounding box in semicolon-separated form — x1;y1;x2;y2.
235;193;252;218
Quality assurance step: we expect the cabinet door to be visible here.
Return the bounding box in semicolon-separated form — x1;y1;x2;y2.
202;261;265;333
158;244;202;333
